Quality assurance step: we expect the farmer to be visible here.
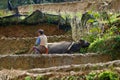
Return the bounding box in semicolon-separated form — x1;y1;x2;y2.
29;29;48;54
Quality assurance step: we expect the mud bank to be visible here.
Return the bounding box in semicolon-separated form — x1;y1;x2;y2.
0;54;116;70
0;60;120;80
0;35;72;54
0;24;66;37
18;0;120;14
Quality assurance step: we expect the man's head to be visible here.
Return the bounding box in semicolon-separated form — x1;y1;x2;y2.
38;29;44;35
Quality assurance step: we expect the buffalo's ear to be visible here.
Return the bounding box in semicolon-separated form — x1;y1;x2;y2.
79;39;85;44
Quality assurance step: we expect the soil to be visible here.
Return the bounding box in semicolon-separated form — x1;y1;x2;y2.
0;24;65;37
0;1;120;79
18;0;120;15
0;0;119;55
0;24;72;54
0;60;120;80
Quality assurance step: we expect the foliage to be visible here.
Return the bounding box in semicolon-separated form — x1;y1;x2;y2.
86;70;119;80
70;11;120;53
36;75;48;80
88;35;120;59
103;26;120;38
86;72;97;80
45;14;64;24
25;76;32;80
49;70;119;80
0;15;25;25
60;76;85;80
98;70;119;80
24;70;119;80
80;10;120;43
24;10;43;24
110;13;120;23
82;27;102;43
81;11;96;28
80;47;88;54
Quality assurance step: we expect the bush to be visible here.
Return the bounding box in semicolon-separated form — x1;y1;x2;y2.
98;70;119;80
82;27;102;43
61;76;85;80
103;26;120;39
80;47;88;54
88;35;120;59
25;76;32;80
36;75;48;80
86;70;119;80
86;72;97;80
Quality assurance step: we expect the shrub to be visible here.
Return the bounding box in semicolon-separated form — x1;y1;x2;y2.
80;47;88;54
103;26;120;39
61;76;85;80
82;27;102;43
86;72;97;80
86;70;119;80
36;75;48;80
25;76;32;80
98;70;119;80
88;35;120;59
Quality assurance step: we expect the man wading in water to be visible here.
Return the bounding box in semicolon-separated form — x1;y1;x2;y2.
29;29;48;54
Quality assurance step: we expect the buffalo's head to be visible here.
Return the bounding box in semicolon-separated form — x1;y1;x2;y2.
68;39;90;53
78;39;90;48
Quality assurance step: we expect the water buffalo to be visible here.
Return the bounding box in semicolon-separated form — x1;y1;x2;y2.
48;40;90;54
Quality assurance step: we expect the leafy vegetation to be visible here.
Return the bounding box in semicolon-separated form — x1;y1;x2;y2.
61;10;120;56
86;72;97;80
79;48;87;54
98;70;119;80
88;35;120;59
36;75;49;80
81;11;120;42
23;70;119;80
25;76;32;80
86;70;120;80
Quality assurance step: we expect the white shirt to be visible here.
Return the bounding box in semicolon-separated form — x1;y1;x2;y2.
39;34;48;48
